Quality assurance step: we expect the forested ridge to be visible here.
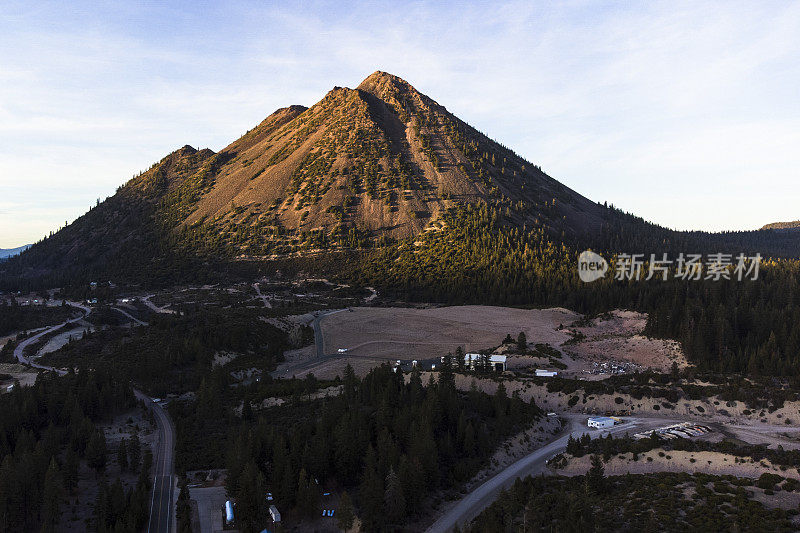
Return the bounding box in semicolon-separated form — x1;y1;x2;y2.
352;203;800;376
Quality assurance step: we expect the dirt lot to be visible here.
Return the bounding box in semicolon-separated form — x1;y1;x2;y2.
302;306;687;380
322;305;575;360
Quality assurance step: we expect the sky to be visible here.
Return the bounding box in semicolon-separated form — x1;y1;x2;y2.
1;1;799;248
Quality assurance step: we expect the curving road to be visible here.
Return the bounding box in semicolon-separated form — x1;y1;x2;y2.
272;309;353;377
425;414;655;532
13;301;90;371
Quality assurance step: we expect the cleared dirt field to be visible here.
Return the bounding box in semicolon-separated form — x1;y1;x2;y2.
321;305;578;359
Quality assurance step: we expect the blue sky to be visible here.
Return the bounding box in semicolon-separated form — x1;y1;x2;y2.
1;1;799;247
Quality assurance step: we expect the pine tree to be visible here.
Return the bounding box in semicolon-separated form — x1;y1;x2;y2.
517;331;527;352
359;447;384;530
86;431;107;472
128;434;141;472
63;447;79;492
236;461;265;533
586;454;605;494
384;467;406;525
296;468;319;518
176;476;193;533
41;458;63;532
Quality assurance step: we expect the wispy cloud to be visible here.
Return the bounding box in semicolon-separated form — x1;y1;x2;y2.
1;0;799;246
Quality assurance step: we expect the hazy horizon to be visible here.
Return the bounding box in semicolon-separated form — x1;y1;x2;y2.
2;1;799;248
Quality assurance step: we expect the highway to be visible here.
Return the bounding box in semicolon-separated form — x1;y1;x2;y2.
136;391;176;533
425;414;658;533
13;300;175;533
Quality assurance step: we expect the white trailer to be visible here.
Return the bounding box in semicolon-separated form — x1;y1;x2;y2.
225;501;234;524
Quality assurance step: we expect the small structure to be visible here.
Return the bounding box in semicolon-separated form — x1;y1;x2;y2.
587;416;616;429
464;354;507;372
535;369;557;377
269;505;281;523
225;500;234;524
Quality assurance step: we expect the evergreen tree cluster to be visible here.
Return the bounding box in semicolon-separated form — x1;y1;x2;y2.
0;369;140;532
223;364;541;531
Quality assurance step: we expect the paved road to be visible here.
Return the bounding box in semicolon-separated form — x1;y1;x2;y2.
137;391;176;533
272;309;352;377
13;301;90;371
112;306;149;326
142;295;176;315
425;414;655;533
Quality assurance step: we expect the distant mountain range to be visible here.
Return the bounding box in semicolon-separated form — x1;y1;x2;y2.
0;244;31;260
761;221;800;231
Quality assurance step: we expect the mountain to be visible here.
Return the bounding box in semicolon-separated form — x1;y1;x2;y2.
2;71;798;288
0;72;609;284
761;221;800;232
0;244;31;260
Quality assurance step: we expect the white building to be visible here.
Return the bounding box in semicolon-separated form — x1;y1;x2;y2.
587;416;615;429
464;354;506;372
535;369;557;377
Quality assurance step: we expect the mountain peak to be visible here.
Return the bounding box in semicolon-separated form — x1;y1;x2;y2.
357;71;416;99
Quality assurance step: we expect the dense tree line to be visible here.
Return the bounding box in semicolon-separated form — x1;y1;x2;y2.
221;362;541;532
0;369;143;531
0;299;76;336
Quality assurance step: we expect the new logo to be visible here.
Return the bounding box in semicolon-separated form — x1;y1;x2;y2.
578;250;608;283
